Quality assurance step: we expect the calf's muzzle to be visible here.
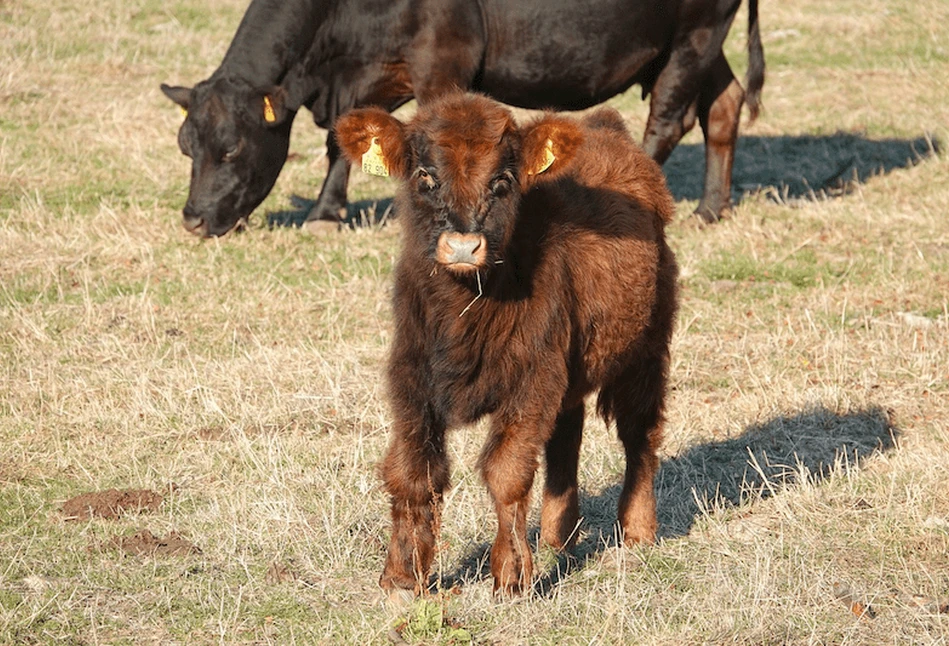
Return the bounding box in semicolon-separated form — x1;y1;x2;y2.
436;232;487;271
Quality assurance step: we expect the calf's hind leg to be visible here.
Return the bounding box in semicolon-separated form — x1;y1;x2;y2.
540;404;584;550
479;418;548;595
606;358;668;545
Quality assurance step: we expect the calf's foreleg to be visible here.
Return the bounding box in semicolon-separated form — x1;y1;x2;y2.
379;412;449;593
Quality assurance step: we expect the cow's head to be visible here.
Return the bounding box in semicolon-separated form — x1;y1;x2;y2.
161;77;294;237
334;93;582;276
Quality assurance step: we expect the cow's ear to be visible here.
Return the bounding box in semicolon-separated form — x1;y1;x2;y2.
334;108;408;179
260;87;291;126
160;83;192;112
519;114;584;186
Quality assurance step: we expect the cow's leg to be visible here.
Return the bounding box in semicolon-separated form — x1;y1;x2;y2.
479;418;547;595
305;128;351;226
694;54;745;224
378;410;449;593
540;404;584;550
406;6;483;105
608;357;668;546
641;44;704;167
642;94;698;167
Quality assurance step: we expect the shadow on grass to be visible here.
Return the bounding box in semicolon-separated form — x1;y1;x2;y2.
265;195;394;230
440;405;898;596
664;132;939;205
264;132;938;231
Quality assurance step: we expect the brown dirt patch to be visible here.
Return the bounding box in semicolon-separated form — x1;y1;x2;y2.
112;529;201;557
265;561;297;584
61;488;163;521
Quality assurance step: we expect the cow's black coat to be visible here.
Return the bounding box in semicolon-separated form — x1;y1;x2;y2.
162;0;764;237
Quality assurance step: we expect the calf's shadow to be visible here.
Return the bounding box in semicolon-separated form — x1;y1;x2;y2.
266;131;938;229
440;405;898;596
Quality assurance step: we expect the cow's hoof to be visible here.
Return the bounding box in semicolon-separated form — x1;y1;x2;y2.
692;204;726;226
302;219;341;236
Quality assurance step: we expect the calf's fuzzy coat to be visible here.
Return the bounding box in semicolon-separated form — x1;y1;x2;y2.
335;93;678;595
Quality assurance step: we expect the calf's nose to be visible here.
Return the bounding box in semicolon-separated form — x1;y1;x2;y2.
447;234;481;256
436;232;487;268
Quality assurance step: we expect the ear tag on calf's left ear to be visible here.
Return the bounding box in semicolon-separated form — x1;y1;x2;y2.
179;107;188;118
362;137;389;177
263;96;277;123
531;138;556;175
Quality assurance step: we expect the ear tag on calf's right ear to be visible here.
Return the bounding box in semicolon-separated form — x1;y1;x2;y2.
362;137;389;177
531;138;556;175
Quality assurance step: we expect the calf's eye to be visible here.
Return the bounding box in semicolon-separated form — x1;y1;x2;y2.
416;168;438;192
490;175;513;198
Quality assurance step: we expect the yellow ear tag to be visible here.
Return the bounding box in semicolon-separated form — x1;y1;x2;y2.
531;138;556;175
361;137;389;177
263;96;277;123
179;106;188;118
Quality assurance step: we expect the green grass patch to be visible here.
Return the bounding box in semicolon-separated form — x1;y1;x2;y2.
700;248;848;289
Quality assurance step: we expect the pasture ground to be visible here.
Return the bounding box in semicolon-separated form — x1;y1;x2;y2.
2;0;948;643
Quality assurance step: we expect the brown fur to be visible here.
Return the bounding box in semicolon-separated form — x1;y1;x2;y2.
335;92;678;596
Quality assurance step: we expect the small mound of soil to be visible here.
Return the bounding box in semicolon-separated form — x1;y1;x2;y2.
113;529;201;557
61;488;163;521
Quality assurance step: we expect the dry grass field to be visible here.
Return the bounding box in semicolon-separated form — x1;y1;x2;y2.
2;0;949;643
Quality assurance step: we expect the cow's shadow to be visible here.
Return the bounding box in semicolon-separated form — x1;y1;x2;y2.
439;405;898;596
266;196;395;230
664;132;939;204
265;132;938;230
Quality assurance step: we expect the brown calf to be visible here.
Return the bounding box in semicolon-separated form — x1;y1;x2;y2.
335;93;678;596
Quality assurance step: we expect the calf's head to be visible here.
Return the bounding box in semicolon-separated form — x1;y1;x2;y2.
335;94;583;275
161;78;293;237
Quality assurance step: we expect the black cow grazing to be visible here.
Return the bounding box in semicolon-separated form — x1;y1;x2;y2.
162;0;763;237
334;92;678;596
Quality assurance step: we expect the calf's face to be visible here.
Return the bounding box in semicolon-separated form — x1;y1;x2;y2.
161;78;293;237
335;94;582;275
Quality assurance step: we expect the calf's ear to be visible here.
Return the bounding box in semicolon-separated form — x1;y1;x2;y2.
334;108;408;179
519;114;584;186
160;84;192;111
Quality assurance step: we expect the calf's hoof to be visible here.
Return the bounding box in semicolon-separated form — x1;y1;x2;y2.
492;577;527;598
620;525;657;547
384;589;416;616
379;567;423;596
491;556;533;598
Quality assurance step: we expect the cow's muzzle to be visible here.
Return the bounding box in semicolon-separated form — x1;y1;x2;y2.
182;205;244;238
182;203;209;236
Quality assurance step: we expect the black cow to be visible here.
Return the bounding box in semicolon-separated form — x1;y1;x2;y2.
162;0;764;237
